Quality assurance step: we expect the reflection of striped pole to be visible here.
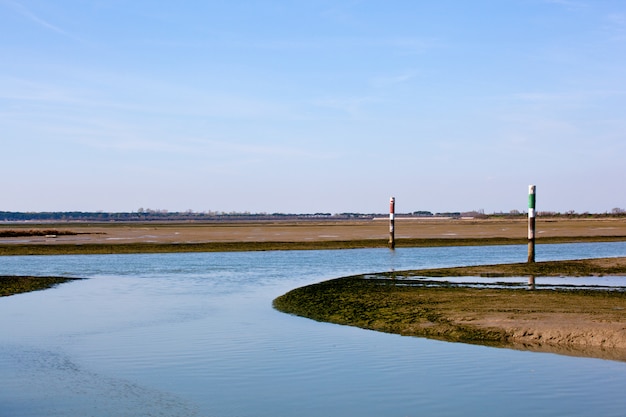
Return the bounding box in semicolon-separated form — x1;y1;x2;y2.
528;185;536;263
389;197;395;249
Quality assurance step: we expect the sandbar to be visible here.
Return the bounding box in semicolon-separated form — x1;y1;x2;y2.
274;257;626;362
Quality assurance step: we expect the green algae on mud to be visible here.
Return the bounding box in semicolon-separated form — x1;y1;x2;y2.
273;257;626;359
274;275;512;345
0;276;81;297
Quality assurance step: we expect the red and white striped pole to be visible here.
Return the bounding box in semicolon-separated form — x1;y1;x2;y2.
389;197;395;249
528;185;536;263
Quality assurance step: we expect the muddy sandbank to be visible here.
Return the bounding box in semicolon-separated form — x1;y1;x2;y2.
274;257;626;362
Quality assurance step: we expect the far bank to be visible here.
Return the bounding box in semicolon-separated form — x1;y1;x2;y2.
2;217;626;255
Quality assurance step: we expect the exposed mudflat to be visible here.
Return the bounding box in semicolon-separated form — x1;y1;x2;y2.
2;217;626;255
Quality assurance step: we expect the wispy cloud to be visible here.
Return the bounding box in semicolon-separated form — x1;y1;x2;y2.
511;92;579;102
167;35;442;55
370;71;418;88
199;138;337;159
543;0;587;8
72;132;337;161
605;13;626;41
320;0;365;26
0;73;301;121
312;96;377;117
0;77;91;105
2;0;80;40
512;89;626;103
4;0;61;33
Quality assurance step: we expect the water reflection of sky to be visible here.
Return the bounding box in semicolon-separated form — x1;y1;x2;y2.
391;275;626;290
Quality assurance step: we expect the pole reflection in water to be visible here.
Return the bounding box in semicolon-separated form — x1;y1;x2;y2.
528;275;536;290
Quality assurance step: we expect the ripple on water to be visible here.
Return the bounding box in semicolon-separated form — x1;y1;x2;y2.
0;345;200;417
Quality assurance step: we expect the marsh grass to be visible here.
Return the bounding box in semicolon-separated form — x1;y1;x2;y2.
2;235;626;256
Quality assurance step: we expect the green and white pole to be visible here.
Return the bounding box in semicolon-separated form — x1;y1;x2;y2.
528;185;536;263
389;197;395;249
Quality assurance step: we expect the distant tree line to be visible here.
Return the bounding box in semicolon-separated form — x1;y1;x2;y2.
1;209;624;223
0;211;377;222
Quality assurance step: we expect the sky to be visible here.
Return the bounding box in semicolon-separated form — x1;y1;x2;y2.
1;0;625;214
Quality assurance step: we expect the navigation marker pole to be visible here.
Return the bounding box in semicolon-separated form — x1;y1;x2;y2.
389;197;395;249
528;185;536;263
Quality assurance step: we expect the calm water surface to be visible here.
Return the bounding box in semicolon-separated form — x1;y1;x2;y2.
1;243;626;416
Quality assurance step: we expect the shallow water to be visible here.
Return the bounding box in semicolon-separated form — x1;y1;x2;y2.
393;275;626;290
1;243;626;416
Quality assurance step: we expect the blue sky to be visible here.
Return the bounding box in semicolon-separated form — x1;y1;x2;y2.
2;0;625;214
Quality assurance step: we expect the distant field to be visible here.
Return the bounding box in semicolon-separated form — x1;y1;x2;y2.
1;217;626;255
